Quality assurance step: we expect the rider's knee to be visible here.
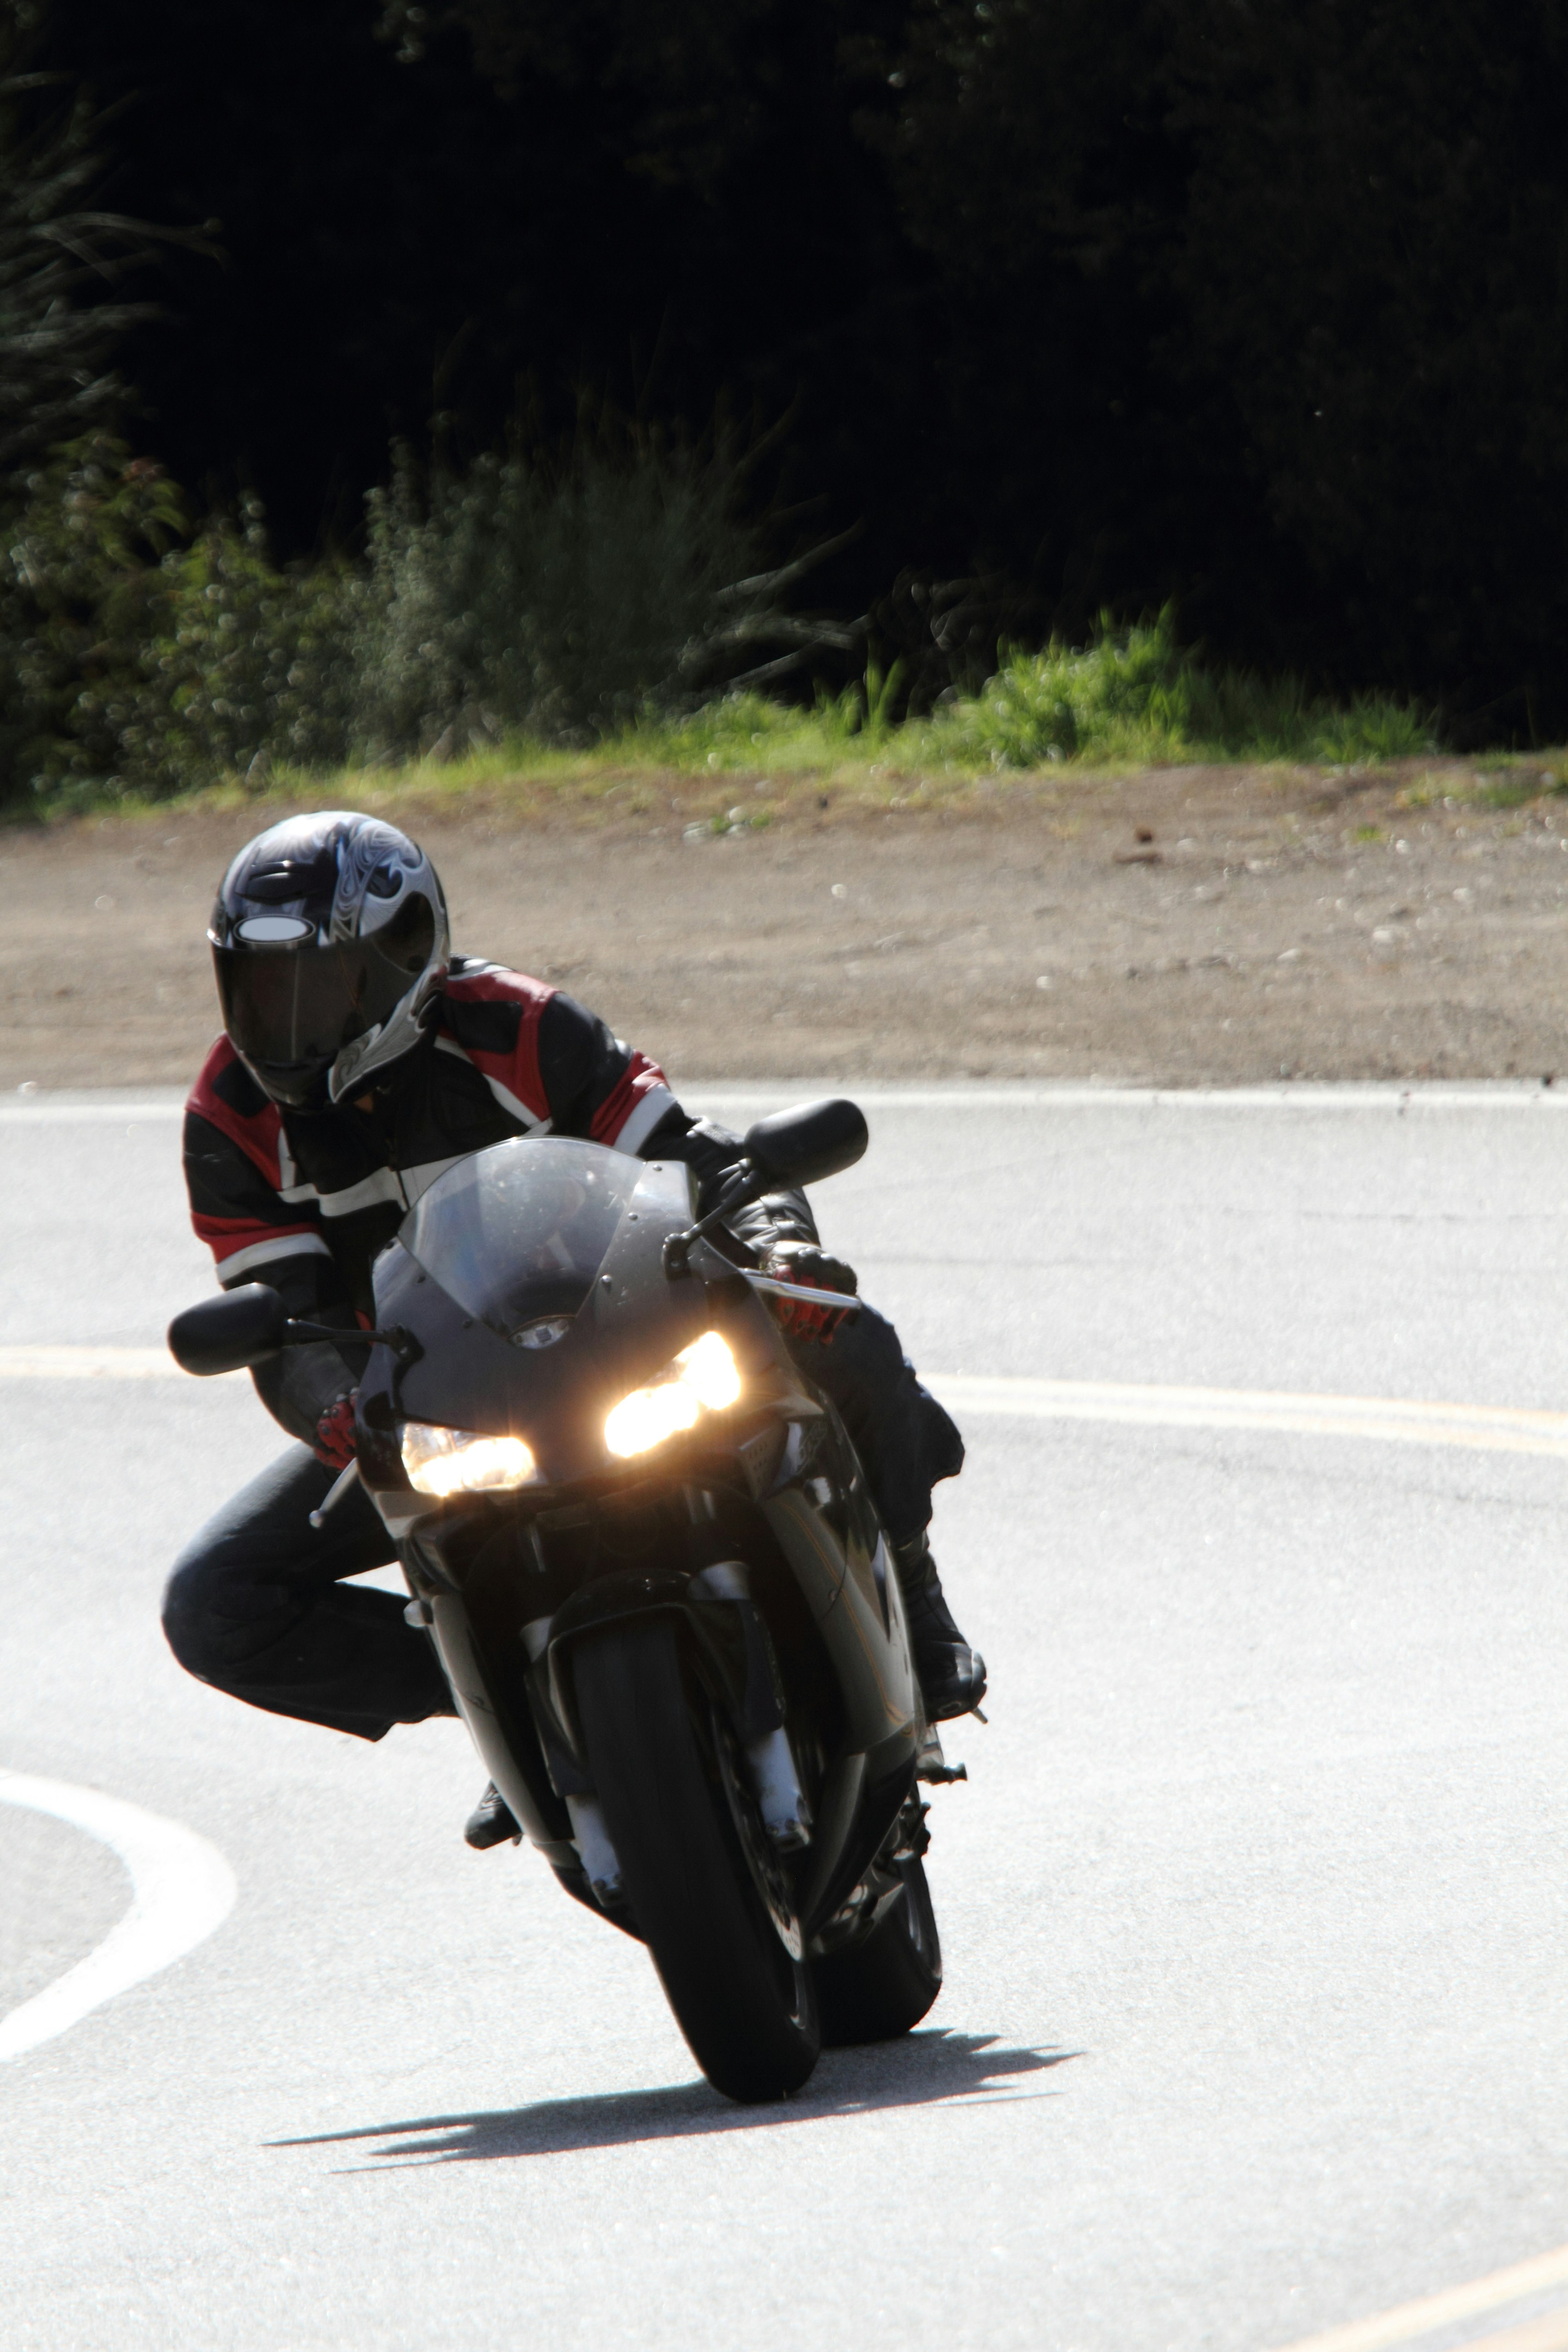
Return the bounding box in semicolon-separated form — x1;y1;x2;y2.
161;1541;285;1679
839;1297;904;1375
160;1552;218;1678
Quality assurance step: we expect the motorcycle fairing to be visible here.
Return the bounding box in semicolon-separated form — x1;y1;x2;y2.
357;1130;924;1950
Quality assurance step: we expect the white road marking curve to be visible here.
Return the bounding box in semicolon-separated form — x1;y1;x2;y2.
0;1773;236;2062
4;1347;1568;1458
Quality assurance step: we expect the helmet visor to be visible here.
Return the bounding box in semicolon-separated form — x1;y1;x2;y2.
214;937;416;1085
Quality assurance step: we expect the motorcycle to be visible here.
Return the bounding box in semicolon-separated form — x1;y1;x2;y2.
168;1098;967;2103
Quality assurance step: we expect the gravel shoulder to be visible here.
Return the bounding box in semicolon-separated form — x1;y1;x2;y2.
4;759;1566;1089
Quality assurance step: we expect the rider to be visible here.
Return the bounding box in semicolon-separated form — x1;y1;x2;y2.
163;812;985;1844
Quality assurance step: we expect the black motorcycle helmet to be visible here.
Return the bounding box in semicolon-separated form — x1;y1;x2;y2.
210;811;450;1109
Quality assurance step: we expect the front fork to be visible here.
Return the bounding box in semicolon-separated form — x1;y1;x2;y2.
688;1560;813;1853
531;1559;815;1912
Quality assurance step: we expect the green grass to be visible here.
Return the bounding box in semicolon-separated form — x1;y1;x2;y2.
15;606;1533;829
602;612;1437;775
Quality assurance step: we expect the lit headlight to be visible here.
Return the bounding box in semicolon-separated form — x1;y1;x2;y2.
400;1421;539;1497
604;1331;742;1460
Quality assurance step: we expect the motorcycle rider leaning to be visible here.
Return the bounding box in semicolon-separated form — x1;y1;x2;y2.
163;812;985;1844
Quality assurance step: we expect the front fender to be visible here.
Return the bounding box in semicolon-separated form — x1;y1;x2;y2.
545;1564;783;1764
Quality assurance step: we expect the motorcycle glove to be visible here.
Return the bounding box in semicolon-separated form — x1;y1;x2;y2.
763;1241;860;1345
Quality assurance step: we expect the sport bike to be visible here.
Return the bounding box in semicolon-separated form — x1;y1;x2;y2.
168;1098;967;2102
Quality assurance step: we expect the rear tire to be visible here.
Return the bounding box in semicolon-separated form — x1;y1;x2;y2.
573;1616;820;2103
813;1854;943;2047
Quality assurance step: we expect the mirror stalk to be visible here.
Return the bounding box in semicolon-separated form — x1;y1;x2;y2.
663;1098;868;1281
286;1317;420;1362
664;1163;766;1279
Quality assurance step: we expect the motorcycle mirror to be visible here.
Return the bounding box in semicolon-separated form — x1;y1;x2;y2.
167;1282;288;1376
742;1098;868;1190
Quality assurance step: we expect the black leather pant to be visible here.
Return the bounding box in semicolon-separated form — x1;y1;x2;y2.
162;1301;962;1741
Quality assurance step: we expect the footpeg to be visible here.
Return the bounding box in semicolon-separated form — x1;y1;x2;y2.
915;1724;968;1786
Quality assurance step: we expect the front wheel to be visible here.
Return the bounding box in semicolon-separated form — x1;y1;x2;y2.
572;1616;820;2103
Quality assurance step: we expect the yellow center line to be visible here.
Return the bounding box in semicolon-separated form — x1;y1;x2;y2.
928;1375;1568;1460
1461;2309;1568;2352
1270;2245;1568;2352
2;1352;1568;1461
0;1345;234;1380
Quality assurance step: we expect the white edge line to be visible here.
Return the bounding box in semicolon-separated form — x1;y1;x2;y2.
0;1100;187;1123
7;1082;1568;1123
688;1084;1568;1114
0;1773;236;2062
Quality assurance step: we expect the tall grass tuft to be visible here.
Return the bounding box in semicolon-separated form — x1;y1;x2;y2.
930;609;1433;768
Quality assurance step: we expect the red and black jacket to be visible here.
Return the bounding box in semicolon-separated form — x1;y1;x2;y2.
184;959;811;1445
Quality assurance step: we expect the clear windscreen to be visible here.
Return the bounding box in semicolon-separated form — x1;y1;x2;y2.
400;1138;646;1336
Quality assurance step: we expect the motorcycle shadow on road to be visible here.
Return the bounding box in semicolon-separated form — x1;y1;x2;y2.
273;2031;1078;2171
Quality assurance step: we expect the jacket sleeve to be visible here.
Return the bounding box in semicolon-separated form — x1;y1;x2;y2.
183;1048;364;1445
447;979;819;1258
535;990;679;1153
535;998;819;1255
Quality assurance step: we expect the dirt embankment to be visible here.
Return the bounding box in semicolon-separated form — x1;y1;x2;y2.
4;760;1566;1090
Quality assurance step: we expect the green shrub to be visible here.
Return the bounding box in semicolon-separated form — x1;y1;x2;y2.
0;436;352;804
933;612;1195;765
347;432;838;758
931;608;1433;768
0;446;1439;811
0;425;843;804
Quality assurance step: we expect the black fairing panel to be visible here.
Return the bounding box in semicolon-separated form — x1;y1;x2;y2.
370;1236;703;1479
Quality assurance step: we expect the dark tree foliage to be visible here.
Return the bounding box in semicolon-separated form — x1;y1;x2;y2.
881;0;1568;723
40;0;935;580
36;0;1568;731
0;0;178;492
1174;0;1568;723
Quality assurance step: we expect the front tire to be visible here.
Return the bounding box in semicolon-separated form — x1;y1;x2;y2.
813;1853;943;2046
573;1616;820;2103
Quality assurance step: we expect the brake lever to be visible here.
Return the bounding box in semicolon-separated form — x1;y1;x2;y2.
742;1270;860;1318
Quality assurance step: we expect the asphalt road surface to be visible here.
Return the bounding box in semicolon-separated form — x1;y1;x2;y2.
2;1082;1566;2352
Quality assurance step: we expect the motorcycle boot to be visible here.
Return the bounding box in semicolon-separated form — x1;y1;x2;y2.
465;1782;521;1849
894;1532;987;1721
